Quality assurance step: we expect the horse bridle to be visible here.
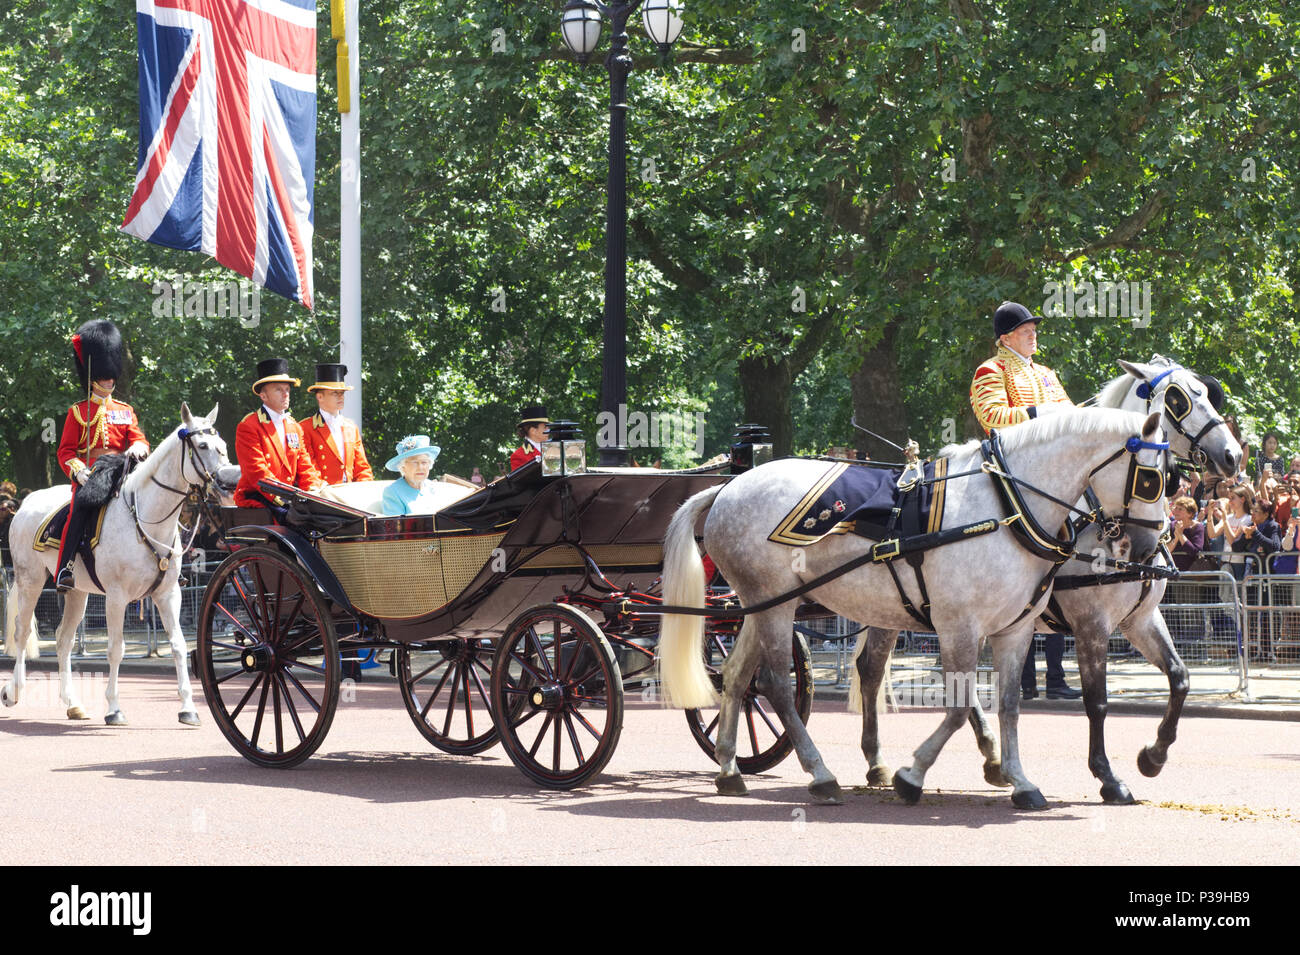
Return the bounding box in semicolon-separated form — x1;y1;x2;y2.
1076;436;1173;546
1135;365;1227;469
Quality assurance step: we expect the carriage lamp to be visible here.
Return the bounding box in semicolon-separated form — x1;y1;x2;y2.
730;424;773;474
541;420;588;477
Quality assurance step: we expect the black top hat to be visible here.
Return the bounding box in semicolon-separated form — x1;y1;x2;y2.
308;363;353;392
517;404;549;428
72;320;124;390
251;358;301;395
993;301;1043;339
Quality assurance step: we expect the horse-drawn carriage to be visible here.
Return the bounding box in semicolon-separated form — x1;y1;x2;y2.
196;443;816;787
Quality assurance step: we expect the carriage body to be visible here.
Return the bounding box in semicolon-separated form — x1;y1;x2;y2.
197;461;817;786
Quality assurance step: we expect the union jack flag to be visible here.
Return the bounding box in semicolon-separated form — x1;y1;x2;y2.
122;0;316;308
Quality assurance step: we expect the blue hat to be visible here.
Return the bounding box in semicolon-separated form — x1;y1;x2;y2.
385;435;441;472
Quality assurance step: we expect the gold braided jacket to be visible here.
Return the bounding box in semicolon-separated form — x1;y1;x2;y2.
969;344;1073;434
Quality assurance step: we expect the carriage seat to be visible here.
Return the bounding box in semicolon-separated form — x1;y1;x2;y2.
315;479;475;516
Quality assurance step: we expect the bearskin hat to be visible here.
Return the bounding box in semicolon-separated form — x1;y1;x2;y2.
72;320;124;390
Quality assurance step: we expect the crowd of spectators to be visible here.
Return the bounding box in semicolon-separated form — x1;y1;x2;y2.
1167;425;1300;579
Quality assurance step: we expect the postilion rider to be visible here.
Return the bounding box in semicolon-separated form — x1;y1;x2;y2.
298;362;374;485
969;301;1083;701
509;404;549;471
233;358;322;508
54;320;150;592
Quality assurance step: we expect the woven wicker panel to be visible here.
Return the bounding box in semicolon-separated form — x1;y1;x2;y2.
519;543;663;569
318;533;506;619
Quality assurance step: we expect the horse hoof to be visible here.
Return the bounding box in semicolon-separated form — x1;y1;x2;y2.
178;710;200;727
104;711;127;727
892;771;923;805
866;765;893;787
66;706;89;721
1011;788;1048;811
0;687;14;707
716;773;748;797
1100;781;1136;805
808;779;844;805
1137;746;1165;778
984;760;1012;788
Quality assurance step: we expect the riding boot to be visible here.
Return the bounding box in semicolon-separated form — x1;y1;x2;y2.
54;485;90;592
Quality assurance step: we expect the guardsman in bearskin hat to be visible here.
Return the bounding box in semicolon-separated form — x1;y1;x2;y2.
233;358;322;508
297;363;374;485
968;301;1082;701
509;404;548;471
54;320;150;591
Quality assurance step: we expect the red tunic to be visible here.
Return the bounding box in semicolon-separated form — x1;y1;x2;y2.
510;443;541;471
234;408;322;507
56;397;148;481
298;413;374;485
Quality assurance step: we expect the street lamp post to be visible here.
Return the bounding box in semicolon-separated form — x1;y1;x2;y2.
560;0;683;466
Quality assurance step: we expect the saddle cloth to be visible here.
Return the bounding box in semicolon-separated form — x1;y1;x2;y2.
33;501;109;553
768;458;948;547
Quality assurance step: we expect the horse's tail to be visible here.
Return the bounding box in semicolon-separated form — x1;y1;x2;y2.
657;485;723;709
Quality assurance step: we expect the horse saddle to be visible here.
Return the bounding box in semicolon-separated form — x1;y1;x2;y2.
33;455;133;590
768;458;949;547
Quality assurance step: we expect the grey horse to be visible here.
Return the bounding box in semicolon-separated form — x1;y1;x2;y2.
853;358;1241;804
3;404;232;726
659;407;1171;808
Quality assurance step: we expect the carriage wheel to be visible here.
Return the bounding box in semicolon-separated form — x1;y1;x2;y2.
196;545;340;769
491;604;623;789
685;629;813;774
396;640;499;755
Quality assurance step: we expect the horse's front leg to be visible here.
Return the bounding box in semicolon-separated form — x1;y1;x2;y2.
893;628;980;804
1070;615;1134;804
1124;609;1189;779
991;628;1048;810
151;584;200;726
55;590;90;720
855;627;899;787
103;595;129;725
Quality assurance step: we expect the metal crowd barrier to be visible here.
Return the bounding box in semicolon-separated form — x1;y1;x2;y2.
1239;573;1300;702
0;562;216;663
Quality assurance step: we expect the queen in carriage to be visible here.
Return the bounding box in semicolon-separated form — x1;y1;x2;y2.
380;435;443;516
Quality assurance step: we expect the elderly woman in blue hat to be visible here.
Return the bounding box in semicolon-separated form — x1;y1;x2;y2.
380;435;443;515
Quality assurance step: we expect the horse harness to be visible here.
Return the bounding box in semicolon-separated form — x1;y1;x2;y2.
122;424;224;598
1136;364;1228;470
648;429;1177;622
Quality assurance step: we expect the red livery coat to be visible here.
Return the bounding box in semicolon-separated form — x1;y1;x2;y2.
298;413;374;485
234;408;322;507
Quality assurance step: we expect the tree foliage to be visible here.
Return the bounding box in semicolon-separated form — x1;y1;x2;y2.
1;0;1297;488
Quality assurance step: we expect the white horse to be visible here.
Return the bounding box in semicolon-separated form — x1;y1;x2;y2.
3;403;232;726
659;407;1170;808
853;357;1241;804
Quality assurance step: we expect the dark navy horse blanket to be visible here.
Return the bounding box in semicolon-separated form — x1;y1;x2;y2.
768;459;948;546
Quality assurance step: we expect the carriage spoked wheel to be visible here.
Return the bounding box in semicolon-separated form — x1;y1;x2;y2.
490;604;623;789
196;545;340;769
685;629;813;774
395;639;499;755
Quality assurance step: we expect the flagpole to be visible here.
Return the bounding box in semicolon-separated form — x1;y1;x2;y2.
338;0;362;425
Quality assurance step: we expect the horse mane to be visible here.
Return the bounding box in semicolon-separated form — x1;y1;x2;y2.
939;406;1150;459
1091;354;1175;410
122;423;183;495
